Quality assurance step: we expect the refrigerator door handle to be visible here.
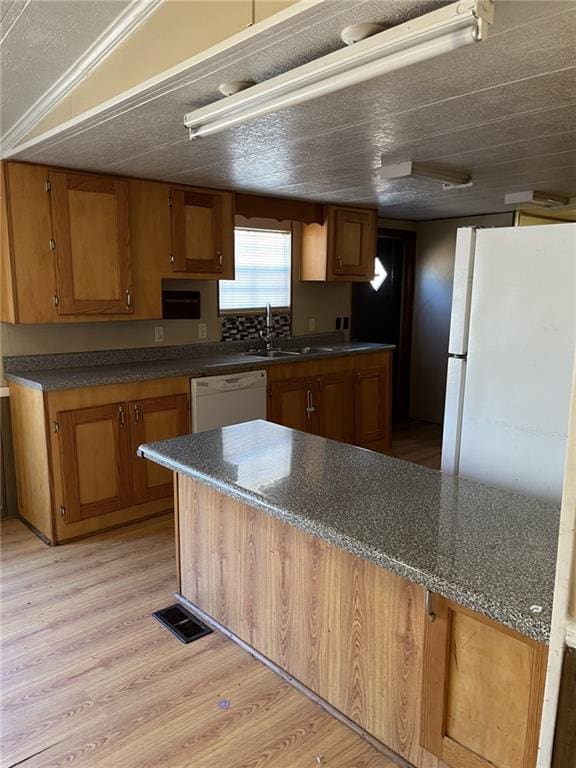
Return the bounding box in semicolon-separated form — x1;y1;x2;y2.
448;353;467;360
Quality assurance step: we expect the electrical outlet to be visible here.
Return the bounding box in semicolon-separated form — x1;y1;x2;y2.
308;318;316;332
154;326;164;343
198;323;207;340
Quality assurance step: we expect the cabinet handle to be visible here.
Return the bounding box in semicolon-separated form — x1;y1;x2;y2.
133;404;140;424
218;251;223;266
119;406;125;427
306;388;315;418
425;589;436;622
337;255;343;269
126;289;132;308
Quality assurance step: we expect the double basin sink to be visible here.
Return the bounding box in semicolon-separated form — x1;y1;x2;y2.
243;344;374;359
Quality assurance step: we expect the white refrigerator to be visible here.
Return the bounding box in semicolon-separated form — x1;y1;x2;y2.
441;223;576;504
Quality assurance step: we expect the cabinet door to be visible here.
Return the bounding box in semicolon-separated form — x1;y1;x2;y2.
329;206;376;278
58;403;132;522
354;364;391;446
170;188;233;275
269;378;316;433
421;596;548;768
50;172;133;315
129;393;189;504
316;371;354;443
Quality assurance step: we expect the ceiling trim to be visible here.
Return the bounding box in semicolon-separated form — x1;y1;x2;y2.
0;0;165;154
3;0;331;158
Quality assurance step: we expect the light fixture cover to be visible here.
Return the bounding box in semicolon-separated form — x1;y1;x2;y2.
504;190;571;209
380;160;472;187
184;0;494;139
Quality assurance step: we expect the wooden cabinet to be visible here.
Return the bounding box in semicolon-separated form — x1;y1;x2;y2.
269;378;316;433
0;161;235;323
8;377;190;543
55;390;190;526
58;402;132;522
300;204;376;282
268;352;391;448
169;187;234;277
315;371;354;443
129;394;189;504
421;595;548;768
354;363;391;447
49;171;133;315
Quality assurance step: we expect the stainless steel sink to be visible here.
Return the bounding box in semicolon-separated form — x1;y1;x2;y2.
244;349;300;358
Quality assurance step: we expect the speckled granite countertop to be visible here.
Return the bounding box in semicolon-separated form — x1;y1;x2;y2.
4;341;394;392
139;420;560;643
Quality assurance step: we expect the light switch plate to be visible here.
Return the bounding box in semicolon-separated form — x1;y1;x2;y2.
198;323;207;340
308;318;316;332
154;326;164;343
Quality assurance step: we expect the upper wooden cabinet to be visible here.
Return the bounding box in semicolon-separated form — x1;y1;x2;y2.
169;187;234;278
0;162;236;323
49;171;133;315
300;204;377;282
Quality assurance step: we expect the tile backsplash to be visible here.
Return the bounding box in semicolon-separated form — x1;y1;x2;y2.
221;313;291;342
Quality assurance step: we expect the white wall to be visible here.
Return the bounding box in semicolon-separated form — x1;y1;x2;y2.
410;212;514;424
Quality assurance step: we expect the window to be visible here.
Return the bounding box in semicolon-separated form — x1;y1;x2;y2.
219;227;291;312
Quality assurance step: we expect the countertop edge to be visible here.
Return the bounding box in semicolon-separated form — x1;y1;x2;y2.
5;344;396;392
138;443;550;644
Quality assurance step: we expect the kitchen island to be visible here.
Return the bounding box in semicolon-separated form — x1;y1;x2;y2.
139;420;559;768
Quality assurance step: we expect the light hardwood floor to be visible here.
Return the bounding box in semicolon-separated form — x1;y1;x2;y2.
1;514;396;768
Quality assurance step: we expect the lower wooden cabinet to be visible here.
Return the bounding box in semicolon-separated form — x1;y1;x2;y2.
421;595;548;768
354;363;391;446
129;394;189;504
315;370;354;443
269;378;316;434
58;402;132;522
9;377;190;544
267;352;391;449
56;392;190;524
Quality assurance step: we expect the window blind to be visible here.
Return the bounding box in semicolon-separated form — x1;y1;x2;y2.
219;228;291;311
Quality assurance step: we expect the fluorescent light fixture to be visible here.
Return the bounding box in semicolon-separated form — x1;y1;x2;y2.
184;0;493;139
504;190;571;209
380;160;472;188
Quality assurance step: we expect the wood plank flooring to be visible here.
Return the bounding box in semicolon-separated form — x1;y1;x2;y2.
389;420;443;470
1;514;397;768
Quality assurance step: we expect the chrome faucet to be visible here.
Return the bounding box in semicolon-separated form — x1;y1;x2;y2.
260;303;275;351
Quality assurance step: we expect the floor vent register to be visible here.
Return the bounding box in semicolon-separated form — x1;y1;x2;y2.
153;605;213;644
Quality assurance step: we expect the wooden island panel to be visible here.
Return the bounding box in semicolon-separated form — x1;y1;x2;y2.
177;476;437;767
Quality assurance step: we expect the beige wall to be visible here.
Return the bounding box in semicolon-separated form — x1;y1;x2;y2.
410;212;514;424
28;0;301;140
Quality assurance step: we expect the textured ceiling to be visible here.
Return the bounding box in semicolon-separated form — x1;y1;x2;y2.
6;0;576;220
0;0;133;138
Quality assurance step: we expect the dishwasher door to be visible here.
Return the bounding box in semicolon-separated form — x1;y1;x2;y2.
190;370;267;433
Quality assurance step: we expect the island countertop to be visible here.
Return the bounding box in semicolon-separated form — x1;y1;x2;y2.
138;420;560;643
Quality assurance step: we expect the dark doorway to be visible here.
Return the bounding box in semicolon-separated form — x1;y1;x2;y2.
351;229;415;419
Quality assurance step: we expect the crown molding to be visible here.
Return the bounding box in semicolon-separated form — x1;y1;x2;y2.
0;0;164;154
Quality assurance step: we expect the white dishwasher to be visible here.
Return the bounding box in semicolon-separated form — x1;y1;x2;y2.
190;370;267;433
